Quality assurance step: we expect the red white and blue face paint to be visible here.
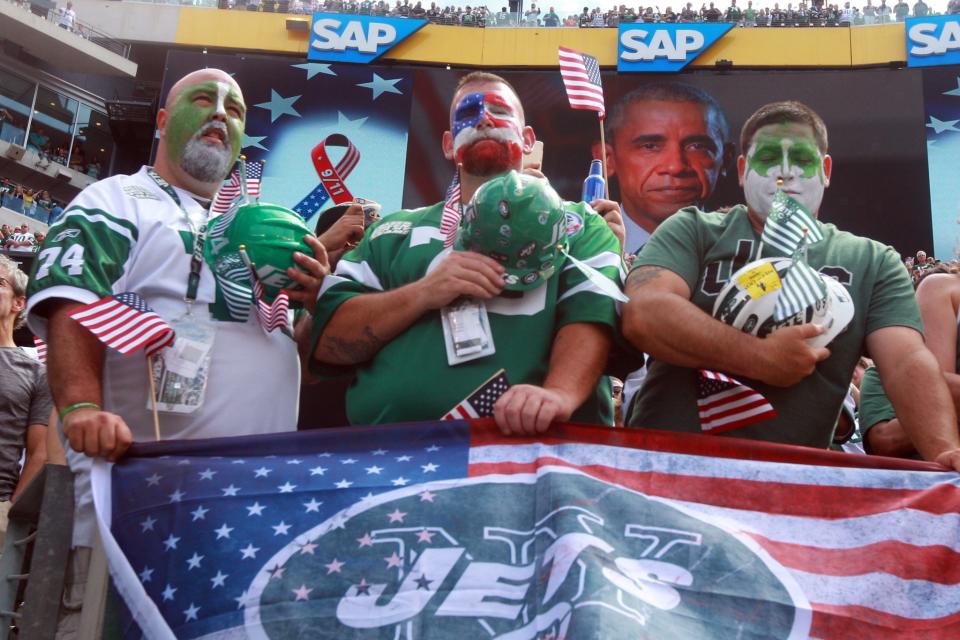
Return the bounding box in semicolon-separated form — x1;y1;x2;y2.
451;90;524;175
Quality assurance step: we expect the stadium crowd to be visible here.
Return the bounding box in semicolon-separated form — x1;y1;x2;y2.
0;180;64;227
224;0;953;26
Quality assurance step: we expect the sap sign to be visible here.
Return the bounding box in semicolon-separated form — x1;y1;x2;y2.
618;23;734;73
906;16;960;67
308;13;427;64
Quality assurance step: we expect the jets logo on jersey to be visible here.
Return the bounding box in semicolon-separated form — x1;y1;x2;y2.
371;220;413;240
248;471;809;639
565;211;584;237
121;186;161;201
52;228;82;243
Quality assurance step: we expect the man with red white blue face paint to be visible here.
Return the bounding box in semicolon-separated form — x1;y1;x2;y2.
309;71;625;435
621;100;960;470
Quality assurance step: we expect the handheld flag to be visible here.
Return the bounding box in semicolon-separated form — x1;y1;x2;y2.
239;246;291;333
69;293;175;357
774;236;828;322
760;191;824;257
442;369;510;420
697;369;776;434
440;172;462;249
32;336;47;363
558;47;606;117
211;160;263;215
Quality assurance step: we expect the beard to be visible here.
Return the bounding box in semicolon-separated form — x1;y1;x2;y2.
454;128;523;178
179;123;233;184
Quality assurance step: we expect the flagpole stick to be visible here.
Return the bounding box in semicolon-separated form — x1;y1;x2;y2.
257;160;266;204
239;155;249;201
456;162;464;213
146;355;161;441
598;114;609;200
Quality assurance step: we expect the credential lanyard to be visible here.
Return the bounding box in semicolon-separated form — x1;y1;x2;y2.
148;168;207;304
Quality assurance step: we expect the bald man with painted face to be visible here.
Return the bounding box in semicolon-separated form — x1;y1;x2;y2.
25;70;327;633
621;101;960;470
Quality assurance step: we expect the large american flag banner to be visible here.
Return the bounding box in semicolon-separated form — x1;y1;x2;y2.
91;421;960;639
69;293;175;357
558;47;606;117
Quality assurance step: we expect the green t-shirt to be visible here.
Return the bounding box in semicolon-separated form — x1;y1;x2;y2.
858;367;896;438
628;205;923;448
311;200;623;426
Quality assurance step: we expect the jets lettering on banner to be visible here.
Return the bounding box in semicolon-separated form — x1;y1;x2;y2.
906;16;960;66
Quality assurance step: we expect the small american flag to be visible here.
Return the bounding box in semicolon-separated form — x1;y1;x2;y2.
243;161;263;198
697;370;776;434
32;336;47;363
761;191;824;257
558;47;605;117
442;369;510;420
69;293;176;357
210;162;263;215
253;279;290;333
440;173;462;249
774;241;827;322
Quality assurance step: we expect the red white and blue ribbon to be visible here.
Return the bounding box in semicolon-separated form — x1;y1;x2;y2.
292;134;359;219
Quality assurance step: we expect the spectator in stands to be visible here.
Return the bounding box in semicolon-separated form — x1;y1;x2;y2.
840;1;853;23
524;2;540;24
68;145;85;172
48;201;63;224
563;13;577;24
308;71;623;433
744;1;757;24
26;127;50;158
913;0;928;16
578;6;592;25
3;224;35;252
725;0;742;22
86;157;101;179
57;1;76;30
949;0;960;14
0;256;51;547
878;0;892;20
622;100;960;469
863;0;876;21
894;0;909;19
0;225;10;243
543;5;560;24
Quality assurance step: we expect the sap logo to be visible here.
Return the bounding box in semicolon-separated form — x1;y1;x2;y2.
307;13;427;64
906;16;960;66
618;23;733;73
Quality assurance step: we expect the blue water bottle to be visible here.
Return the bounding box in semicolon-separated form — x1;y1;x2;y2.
582;159;605;202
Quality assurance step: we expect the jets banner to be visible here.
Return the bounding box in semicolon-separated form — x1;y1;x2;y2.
91;421;958;638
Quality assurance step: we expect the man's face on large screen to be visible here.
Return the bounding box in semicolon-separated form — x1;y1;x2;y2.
608;99;725;227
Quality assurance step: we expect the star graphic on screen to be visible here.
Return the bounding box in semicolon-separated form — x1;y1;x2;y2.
414;574;433;590
945;78;960;97
337;110;368;132
183;603;200;622
255;90;302;122
291;62;337;79
242;134;268;151
926;116;960;134
357;73;403;100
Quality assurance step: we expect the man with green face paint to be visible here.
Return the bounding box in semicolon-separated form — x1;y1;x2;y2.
621;101;960;471
24;69;329;636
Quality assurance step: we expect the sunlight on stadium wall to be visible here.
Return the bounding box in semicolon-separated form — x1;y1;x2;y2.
174;9;910;67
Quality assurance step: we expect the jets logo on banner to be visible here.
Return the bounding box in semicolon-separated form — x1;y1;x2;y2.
906;15;960;67
308;13;428;64
617;23;734;73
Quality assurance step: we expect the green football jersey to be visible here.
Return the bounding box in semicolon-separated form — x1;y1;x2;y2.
311;201;623;426
629;205;922;448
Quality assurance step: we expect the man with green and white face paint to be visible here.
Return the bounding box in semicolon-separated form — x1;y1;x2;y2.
24;69;329;635
621;101;960;471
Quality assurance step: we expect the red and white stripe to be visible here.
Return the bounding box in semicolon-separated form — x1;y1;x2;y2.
558;47;605;116
335;141;360;178
440;179;462;249
211;171;242;215
698;369;776;434
468;423;960;638
442;402;480;421
32;336;47;363
70;298;175;357
253;280;290;333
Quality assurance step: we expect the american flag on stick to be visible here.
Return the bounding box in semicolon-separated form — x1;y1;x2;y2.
32;336;47;364
558;47;606;117
210;161;262;215
442;369;510;420
697;369;776;434
69;293;175;357
239;246;291;333
440;172;462;249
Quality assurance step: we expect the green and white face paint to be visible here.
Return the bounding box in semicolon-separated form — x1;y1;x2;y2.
742;123;827;220
165;80;245;184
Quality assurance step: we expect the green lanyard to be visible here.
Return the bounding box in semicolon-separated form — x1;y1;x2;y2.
148;168;207;303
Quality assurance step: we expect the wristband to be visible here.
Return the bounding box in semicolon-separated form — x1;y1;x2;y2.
58;402;101;422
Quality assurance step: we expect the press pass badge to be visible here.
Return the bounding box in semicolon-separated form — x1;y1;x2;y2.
149;314;216;414
441;298;496;365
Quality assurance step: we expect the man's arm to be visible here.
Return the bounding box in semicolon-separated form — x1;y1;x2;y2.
867;326;960;467
915;273;959;373
313;251;505;365
865;418;916;458
622;265;830;387
42;299;132;460
494;322;612;435
12;424;46;502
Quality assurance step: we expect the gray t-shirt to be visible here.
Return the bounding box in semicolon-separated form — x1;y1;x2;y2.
0;348;53;501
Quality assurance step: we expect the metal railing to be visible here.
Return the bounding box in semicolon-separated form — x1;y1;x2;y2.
2;0;132;58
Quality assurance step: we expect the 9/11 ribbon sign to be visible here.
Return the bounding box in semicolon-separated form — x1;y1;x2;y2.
293;134;359;219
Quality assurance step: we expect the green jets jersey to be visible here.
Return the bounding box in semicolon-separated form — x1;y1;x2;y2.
629;205;922;448
311;200;623;426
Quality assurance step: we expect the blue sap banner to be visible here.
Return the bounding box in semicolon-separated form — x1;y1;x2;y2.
617;23;734;73
162;51;413;228
921;66;960;259
907;16;960;68
308;13;428;64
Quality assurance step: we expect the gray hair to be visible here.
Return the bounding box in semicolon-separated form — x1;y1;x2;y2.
605;82;730;146
0;255;28;329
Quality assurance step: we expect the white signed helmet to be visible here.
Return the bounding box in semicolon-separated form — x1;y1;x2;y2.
712;257;855;349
